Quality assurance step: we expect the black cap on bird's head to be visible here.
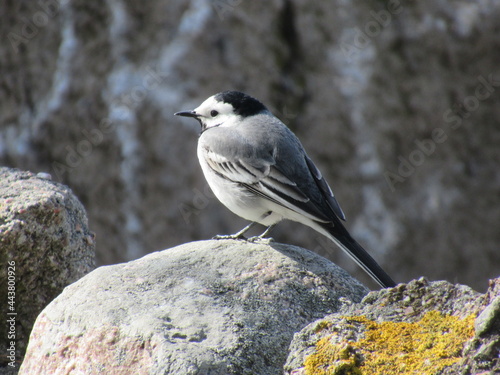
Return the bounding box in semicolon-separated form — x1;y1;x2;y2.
213;91;267;118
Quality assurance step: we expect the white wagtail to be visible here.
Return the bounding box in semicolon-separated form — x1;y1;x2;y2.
175;91;395;288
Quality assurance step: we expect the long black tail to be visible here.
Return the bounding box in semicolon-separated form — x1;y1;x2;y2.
317;222;396;288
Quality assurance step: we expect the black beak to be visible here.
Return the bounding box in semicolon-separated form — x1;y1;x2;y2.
174;110;199;118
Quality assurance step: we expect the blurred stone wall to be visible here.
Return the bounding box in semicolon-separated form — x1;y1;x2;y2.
1;0;499;290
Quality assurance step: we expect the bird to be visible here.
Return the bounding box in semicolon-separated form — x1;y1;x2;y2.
175;91;396;288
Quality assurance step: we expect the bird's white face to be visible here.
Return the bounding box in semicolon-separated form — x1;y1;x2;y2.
193;96;238;130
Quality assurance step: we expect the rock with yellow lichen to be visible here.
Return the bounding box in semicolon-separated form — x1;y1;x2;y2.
284;277;500;375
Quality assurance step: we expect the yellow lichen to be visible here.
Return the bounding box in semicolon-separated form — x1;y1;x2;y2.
304;311;475;375
304;337;362;375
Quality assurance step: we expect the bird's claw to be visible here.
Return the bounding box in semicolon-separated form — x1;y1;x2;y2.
247;236;274;244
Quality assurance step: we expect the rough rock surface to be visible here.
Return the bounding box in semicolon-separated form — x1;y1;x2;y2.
1;0;499;291
0;167;96;371
284;277;500;374
19;240;368;375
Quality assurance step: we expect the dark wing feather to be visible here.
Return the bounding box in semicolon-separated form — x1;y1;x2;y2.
305;155;346;221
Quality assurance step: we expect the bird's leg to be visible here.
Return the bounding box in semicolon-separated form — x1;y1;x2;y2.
247;224;276;243
213;222;257;240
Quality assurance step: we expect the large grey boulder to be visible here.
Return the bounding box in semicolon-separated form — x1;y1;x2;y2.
0;167;95;371
285;277;500;374
20;240;368;375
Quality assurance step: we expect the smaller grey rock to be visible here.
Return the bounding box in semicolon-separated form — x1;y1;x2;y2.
0;167;96;369
285;277;500;375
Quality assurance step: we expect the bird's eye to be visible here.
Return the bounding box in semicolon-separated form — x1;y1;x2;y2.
210;110;219;117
